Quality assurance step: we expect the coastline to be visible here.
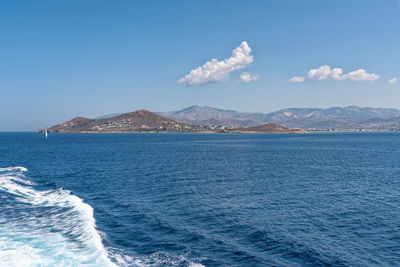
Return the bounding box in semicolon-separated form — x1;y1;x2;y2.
35;128;400;134
35;130;307;134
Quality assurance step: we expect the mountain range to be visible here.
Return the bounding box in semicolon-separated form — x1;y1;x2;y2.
159;105;400;130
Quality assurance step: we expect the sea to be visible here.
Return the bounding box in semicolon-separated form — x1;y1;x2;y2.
0;132;399;266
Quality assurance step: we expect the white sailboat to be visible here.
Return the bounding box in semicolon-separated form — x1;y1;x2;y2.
45;129;48;139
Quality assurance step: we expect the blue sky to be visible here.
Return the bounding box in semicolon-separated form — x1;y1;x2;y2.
1;0;400;130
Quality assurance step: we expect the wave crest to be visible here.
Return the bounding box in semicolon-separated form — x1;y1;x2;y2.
0;167;116;266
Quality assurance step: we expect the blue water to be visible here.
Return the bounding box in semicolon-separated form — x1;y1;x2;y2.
0;132;399;266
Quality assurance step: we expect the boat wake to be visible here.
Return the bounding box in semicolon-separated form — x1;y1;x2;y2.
0;166;116;266
0;167;204;267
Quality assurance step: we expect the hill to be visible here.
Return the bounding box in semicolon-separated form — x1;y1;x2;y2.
40;110;209;133
38;110;306;134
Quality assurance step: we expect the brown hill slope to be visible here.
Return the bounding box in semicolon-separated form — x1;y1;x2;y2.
40;110;209;133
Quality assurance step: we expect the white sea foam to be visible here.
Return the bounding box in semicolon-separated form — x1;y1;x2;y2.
0;166;28;172
126;251;205;267
0;167;205;267
0;167;116;267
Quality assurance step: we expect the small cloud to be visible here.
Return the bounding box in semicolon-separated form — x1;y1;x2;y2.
388;77;398;84
178;41;254;86
240;72;259;82
305;65;379;82
307;65;344;80
289;76;305;82
342;69;379;81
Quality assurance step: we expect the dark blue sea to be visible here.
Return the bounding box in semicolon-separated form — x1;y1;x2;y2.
0;132;399;266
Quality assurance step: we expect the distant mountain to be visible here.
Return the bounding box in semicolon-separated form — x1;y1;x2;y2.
39;109;304;133
160;105;265;127
161;105;400;129
263;106;400;129
161;105;241;122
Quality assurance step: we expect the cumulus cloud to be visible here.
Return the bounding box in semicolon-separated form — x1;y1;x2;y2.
342;69;379;81
307;65;344;80
388;77;397;84
306;65;379;81
178;41;254;86
240;72;259;82
289;76;305;82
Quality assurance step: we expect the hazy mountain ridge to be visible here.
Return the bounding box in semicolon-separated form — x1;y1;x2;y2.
159;105;267;126
160;105;400;129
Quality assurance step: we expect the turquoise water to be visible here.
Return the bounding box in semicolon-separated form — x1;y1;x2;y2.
0;132;399;266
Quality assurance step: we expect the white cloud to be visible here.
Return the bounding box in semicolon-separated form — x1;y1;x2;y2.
388;77;398;84
289;76;305;82
307;65;344;80
306;65;379;82
178;41;254;86
240;72;259;82
342;69;379;81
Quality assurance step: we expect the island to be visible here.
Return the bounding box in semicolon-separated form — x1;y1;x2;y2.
36;110;306;134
